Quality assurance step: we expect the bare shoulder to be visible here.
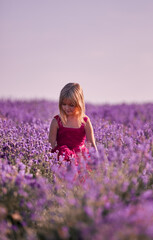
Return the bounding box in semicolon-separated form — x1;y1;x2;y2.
84;115;92;128
84;114;91;121
50;117;59;129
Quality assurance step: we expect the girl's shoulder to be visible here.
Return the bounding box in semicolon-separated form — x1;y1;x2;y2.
83;115;90;124
83;115;88;122
53;114;60;120
53;114;62;127
83;115;93;129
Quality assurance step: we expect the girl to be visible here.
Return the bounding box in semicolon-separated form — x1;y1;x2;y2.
49;83;97;162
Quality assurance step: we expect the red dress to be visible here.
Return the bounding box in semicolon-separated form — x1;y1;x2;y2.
51;115;89;162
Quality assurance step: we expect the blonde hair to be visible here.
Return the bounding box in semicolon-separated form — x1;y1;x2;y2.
59;83;85;125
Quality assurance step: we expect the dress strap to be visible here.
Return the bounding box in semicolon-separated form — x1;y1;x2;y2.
82;117;88;125
54;115;62;127
83;116;88;123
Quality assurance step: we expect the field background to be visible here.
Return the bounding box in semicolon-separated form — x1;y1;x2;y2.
0;100;153;240
1;1;153;239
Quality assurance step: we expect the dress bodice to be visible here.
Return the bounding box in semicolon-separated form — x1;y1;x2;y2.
54;115;88;151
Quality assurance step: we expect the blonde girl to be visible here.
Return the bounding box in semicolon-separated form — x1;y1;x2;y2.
49;83;97;161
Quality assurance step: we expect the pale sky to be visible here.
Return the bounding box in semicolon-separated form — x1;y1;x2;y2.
0;0;153;104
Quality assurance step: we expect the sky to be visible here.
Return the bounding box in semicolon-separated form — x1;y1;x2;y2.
0;0;153;104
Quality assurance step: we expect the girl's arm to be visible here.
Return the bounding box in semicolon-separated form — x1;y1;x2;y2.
85;117;97;151
48;118;58;149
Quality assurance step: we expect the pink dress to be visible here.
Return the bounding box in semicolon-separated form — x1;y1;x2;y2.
51;115;89;162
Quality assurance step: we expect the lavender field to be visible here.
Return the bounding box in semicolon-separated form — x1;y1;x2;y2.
0;100;153;240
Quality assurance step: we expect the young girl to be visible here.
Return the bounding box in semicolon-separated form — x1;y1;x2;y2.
49;83;97;162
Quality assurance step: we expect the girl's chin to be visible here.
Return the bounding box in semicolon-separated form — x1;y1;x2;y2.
65;112;77;116
66;113;74;116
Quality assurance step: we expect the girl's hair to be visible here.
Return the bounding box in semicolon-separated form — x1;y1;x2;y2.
59;83;85;125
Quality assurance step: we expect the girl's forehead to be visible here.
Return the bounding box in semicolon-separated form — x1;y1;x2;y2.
62;98;75;104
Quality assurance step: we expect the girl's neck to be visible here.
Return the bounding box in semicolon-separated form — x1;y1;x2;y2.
66;114;77;120
64;114;81;128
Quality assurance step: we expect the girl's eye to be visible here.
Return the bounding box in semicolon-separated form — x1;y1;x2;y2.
62;103;75;107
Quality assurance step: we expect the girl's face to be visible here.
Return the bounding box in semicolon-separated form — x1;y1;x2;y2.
62;98;77;116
